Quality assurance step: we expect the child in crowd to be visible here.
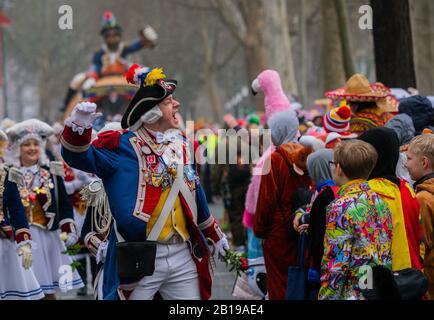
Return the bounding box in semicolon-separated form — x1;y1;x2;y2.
319;140;393;300
406;134;434;299
359;128;423;272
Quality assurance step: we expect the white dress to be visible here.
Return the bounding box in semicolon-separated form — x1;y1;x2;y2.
0;238;45;300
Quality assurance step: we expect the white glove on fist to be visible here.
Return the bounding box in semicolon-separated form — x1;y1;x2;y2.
17;244;32;269
214;236;230;260
142;25;158;42
65;233;79;247
65;102;102;135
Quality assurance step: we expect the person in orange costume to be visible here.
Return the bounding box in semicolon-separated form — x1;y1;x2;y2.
254;108;312;300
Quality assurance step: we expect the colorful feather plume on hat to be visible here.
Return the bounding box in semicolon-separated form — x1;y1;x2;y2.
125;64;166;87
101;11;118;29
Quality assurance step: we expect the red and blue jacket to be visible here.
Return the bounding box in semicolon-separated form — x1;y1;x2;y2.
61;125;223;300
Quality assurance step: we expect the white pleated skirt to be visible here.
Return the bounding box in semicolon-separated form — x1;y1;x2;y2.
0;238;45;300
30;226;84;294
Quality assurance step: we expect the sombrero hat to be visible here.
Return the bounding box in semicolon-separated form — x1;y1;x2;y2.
326;74;390;102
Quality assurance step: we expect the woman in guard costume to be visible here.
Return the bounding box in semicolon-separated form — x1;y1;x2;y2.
0;129;44;300
6;119;84;300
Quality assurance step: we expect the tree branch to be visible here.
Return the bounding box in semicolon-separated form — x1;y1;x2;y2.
212;0;248;47
168;0;215;11
217;45;239;70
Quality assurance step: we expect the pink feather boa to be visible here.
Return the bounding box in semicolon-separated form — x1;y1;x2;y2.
243;145;276;229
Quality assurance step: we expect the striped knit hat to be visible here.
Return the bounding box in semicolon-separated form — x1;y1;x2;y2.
323;105;351;133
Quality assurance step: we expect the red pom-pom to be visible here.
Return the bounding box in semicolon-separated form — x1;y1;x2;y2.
336;105;351;120
125;64;140;84
103;11;113;21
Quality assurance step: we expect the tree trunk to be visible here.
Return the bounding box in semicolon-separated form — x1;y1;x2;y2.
215;0;298;111
321;0;346;92
200;18;225;122
334;0;355;79
39;54;51;122
205;67;225;121
371;0;416;88
410;0;434;94
238;0;266;84
299;0;308;106
262;0;298;95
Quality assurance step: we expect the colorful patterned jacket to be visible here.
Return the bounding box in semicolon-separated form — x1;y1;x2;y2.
319;180;393;300
350;107;395;136
61;125;224;300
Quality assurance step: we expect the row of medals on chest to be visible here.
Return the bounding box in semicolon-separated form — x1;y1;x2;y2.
140;143;195;191
20;169;53;207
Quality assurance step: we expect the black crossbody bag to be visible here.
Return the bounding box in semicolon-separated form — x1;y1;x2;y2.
115;239;157;279
114;220;157;279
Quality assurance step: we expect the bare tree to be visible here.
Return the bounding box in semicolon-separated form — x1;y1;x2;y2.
334;0;355;79
321;0;346;92
200;13;239;122
410;0;434;94
298;0;307;106
213;0;298;100
371;0;416;88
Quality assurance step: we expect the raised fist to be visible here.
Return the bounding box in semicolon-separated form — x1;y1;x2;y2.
141;25;158;48
65;102;102;135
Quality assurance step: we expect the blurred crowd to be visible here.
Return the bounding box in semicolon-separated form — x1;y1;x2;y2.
193;71;434;301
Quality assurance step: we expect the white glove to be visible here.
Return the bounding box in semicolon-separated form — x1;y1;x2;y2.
65;102;102;135
17;244;33;270
82;77;96;91
214;236;230;259
142;25;158;42
63;232;79;247
96;241;108;264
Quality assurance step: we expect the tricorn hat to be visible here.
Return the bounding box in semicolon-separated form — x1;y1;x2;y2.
121;64;177;129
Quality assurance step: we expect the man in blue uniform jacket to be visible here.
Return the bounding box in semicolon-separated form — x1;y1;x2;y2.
61;65;229;300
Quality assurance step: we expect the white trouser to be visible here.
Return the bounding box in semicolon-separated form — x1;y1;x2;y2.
128;242;200;300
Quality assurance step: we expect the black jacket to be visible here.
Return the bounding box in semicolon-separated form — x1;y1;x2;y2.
307;187;336;270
